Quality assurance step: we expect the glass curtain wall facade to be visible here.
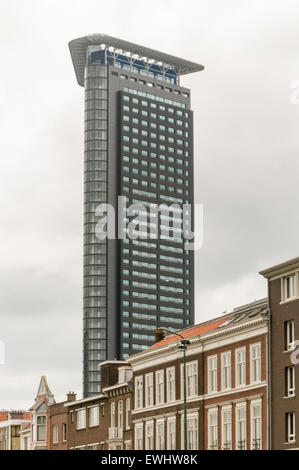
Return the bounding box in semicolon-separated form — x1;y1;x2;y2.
69;35;203;397
83;65;108;395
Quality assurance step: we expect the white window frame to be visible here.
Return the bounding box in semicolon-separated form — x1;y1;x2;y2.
282;273;298;302
181;412;198;450
208;408;218;450
89;405;99;428
135;376;143;410
286;412;296;443
236;403;247;450
250;399;262;450
250;342;261;384
156;418;165;450
208;355;218;393
286;366;296;397
155;370;165;405
118;400;123;429
135;423;143;450
125;398;130;430
221;406;232;450
145;373;154;407
286;320;295;351
145;420;154;450
167;416;176;450
166;367;176;403
221;352;231;390
76;408;86;430
111;402;115;427
235;347;246;387
180;360;198;399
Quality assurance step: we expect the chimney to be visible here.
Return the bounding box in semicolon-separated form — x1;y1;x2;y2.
66;392;77;402
154;327;165;343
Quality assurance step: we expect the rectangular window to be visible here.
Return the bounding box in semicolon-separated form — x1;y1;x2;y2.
186;362;198;398
221;352;231;390
111;402;115;427
285;320;295;351
286;366;296;397
167;418;176;450
250;343;261;383
62;423;67;442
145;373;154;407
89;406;99;427
283;273;297;301
118;401;123;429
52;424;58;444
286;412;296;443
222;408;232;450
37;416;46;441
135;376;143;409
156;420;165;450
236;347;246;386
135;423;143;450
208;356;217;393
208;411;218;450
76;409;86;430
251;402;262;449
126;399;130;430
145;422;154;450
156;370;164;405
185;415;198;450
166;367;176;402
236;405;246;450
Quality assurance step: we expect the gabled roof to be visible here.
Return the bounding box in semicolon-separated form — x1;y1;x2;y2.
30;376;55;410
35;376;55;403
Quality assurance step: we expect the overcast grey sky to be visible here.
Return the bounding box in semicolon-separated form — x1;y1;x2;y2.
1;0;299;409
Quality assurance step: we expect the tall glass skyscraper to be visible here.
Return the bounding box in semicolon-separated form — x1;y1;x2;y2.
69;35;203;397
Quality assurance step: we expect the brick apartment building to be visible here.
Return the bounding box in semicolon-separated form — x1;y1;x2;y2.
129;298;269;450
260;256;299;449
50;361;133;450
48;393;76;450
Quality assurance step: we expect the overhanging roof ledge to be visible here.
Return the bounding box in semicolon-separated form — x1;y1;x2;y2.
69;34;204;87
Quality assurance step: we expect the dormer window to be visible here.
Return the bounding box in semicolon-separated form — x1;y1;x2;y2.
282;273;298;302
118;367;133;384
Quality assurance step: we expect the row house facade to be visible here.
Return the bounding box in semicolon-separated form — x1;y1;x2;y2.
0;411;31;450
260;256;299;450
129;298;269;450
56;361;133;450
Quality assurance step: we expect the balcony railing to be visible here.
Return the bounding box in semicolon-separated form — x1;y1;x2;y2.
252;438;261;450
222;441;232;450
237;440;246;450
208;440;218;450
108;427;123;440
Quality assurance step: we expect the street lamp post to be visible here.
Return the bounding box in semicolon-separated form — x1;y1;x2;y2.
158;328;191;450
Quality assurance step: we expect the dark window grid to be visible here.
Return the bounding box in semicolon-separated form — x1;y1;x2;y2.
121;168;190;189
120;186;191;206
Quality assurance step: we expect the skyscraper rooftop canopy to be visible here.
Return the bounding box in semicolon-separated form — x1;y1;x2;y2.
69;34;204;87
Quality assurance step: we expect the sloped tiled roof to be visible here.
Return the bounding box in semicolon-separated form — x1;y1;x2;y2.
149;317;230;350
148;298;268;351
